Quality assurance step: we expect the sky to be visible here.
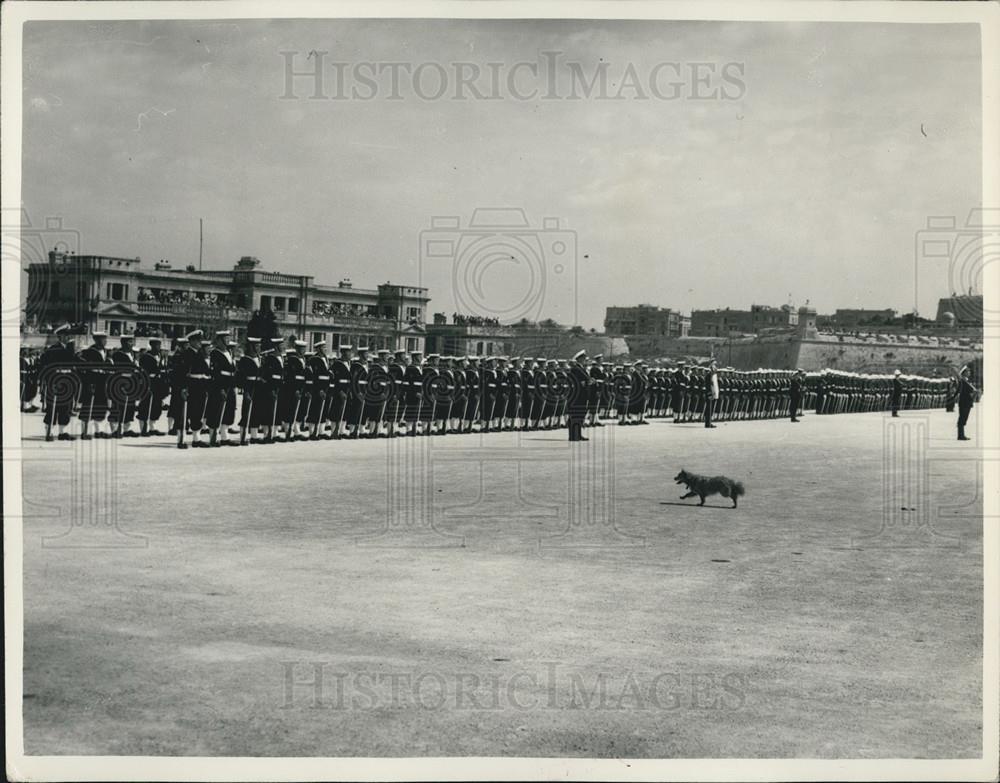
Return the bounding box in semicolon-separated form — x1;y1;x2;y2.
21;18;982;329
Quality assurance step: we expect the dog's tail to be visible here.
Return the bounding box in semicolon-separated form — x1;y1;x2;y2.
732;481;746;497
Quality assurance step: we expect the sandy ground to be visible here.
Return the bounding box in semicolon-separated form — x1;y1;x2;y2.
18;407;983;758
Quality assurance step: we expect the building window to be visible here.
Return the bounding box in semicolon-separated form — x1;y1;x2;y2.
288;298;299;314
260;295;272;311
312;332;325;349
406;337;418;352
406;306;421;320
273;297;286;311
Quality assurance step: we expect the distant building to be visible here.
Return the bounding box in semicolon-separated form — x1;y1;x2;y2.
690;308;752;337
604;304;688;337
425;315;585;357
26;251;429;351
692;304;798;337
936;295;983;327
751;304;798;332
831;308;897;328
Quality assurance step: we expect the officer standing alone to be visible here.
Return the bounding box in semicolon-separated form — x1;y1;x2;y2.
956;365;978;441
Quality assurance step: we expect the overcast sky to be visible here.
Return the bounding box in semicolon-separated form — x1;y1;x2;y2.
22;19;981;328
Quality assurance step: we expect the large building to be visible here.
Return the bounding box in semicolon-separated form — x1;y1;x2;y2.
25;252;429;352
690;304;797;337
604;304;689;338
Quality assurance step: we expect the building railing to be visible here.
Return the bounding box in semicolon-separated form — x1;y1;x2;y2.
135;300;248;316
232;270;310;286
277;310;404;328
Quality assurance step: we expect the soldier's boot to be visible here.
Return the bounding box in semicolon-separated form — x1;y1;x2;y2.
210;429;220;447
958;425;970;441
45;422;55;442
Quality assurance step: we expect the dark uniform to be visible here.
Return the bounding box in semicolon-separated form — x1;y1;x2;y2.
21;349;39;412
330;351;353;436
403;356;424;434
957;373;977;441
259;348;285;439
166;341;188;433
790;372;803;422
207;344;238;442
420;360;442;434
388;356;407;430
348;357;369;437
307;351;332;437
235;347;263;442
181;343;212;436
464;361;481;432
109;343;142;436
137;344;169;434
367;358;393;437
891;374;903;417
78;341;114;436
281;350;308;439
587;361;604;426
567;355;591;441
506;364;522;427
37;337;78;438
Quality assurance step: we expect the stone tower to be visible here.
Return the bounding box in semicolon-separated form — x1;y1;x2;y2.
797;305;817;338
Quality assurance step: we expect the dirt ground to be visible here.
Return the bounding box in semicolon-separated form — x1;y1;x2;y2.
18;407;983;758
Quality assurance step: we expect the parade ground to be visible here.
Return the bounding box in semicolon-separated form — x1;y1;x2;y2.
19;409;983;758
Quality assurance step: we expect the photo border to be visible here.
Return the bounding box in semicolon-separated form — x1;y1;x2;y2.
3;1;997;781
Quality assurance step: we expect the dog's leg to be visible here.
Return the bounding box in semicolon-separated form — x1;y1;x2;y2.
698;495;706;506
732;497;738;508
680;490;697;500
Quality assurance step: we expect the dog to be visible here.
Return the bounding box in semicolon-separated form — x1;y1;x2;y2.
674;469;745;508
